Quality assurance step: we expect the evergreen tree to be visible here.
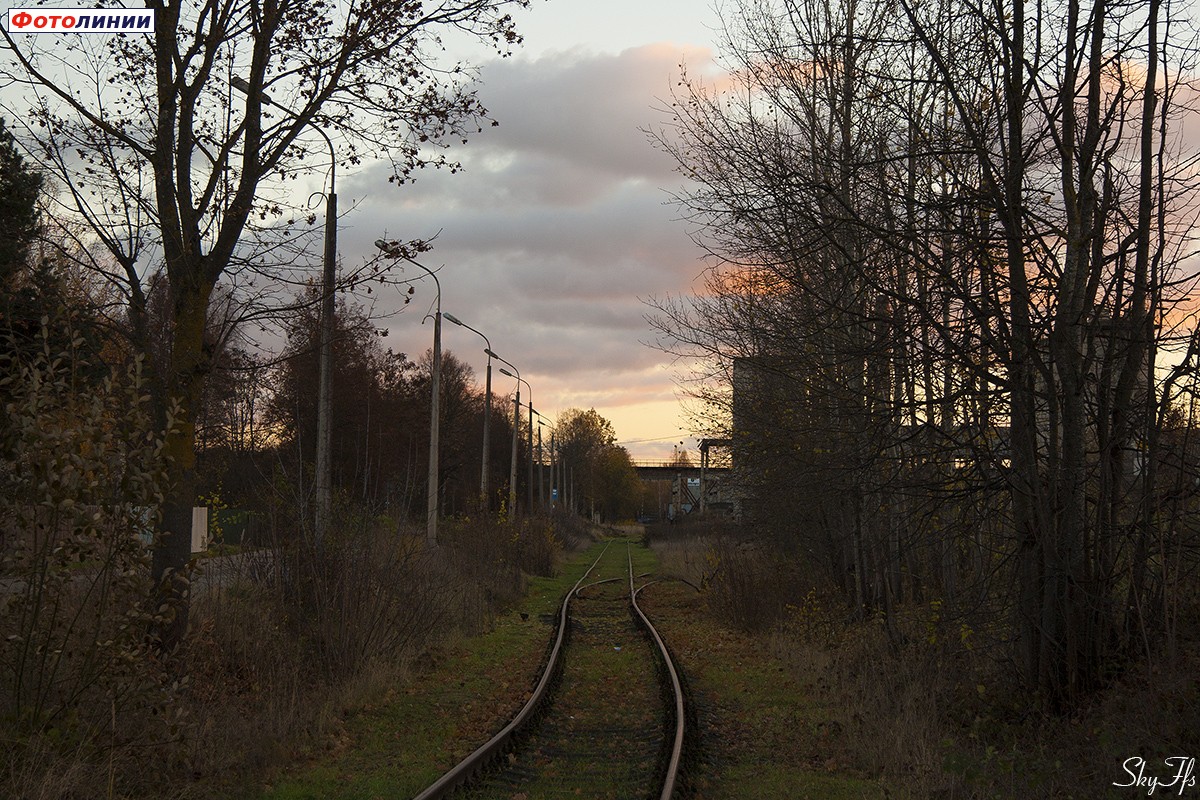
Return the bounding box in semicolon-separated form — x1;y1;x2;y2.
0;117;41;284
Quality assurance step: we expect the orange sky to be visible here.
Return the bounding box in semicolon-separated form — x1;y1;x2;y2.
333;6;727;462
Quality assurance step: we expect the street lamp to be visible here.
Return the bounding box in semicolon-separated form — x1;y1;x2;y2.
533;410;555;509
496;362;526;516
525;400;535;513
443;313;493;510
231;76;338;543
499;369;534;513
375;240;442;546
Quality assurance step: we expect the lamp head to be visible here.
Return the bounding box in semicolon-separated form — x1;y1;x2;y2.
231;76;272;105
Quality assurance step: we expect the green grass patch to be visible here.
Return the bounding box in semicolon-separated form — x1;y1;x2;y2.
719;763;893;800
460;538;664;798
256;537;616;800
638;579;901;800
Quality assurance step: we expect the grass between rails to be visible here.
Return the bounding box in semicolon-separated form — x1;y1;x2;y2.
256;537;618;800
460;539;663;799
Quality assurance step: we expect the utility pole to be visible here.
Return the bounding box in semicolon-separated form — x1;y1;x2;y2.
497;363;530;518
233;76;337;543
510;387;520;515
374;241;442;545
527;401;534;513
540;424;549;506
315;185;336;542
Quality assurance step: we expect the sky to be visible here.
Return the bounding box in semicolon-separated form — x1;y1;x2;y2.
335;0;727;462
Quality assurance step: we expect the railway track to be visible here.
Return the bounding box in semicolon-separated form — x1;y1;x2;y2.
412;538;687;800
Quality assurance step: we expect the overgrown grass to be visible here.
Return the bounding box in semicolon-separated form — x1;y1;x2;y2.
259;533;615;800
175;510;599;799
640;531;896;799
2;501;594;799
648;519;1200;799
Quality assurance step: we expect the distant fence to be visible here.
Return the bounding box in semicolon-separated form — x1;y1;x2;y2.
190;507;260;552
207;509;259;548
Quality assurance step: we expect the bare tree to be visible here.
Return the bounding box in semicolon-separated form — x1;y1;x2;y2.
651;0;1200;708
1;0;528;649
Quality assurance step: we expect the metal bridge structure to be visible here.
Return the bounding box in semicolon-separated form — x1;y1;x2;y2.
630;439;732;517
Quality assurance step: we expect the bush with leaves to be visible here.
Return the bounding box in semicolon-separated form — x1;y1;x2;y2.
0;314;181;797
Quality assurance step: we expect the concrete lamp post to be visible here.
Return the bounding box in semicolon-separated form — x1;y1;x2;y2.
231;76;337;544
499;368;534;514
374;240;442;546
491;355;521;515
533;410;555;509
443;313;494;510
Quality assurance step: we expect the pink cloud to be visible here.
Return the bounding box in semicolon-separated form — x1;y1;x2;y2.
332;44;726;455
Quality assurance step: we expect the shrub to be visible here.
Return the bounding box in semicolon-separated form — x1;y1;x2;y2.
0;317;181;798
703;532;808;631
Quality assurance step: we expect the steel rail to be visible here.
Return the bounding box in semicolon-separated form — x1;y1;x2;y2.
410;542;611;800
575;575;623;595
629;545;687;800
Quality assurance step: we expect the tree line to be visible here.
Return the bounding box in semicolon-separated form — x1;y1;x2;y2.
194;291;643;527
649;0;1200;710
0;103;644;793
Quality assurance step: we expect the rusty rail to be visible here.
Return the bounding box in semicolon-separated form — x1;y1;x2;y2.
410;541;610;800
409;539;687;799
629;544;687;800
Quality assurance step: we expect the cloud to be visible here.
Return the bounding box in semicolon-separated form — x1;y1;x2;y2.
334;45;718;450
472;44;703;182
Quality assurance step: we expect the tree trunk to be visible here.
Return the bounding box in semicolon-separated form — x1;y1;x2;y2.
149;279;212;652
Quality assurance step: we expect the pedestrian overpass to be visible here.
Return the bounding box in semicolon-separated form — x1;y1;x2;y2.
630;439;732;516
